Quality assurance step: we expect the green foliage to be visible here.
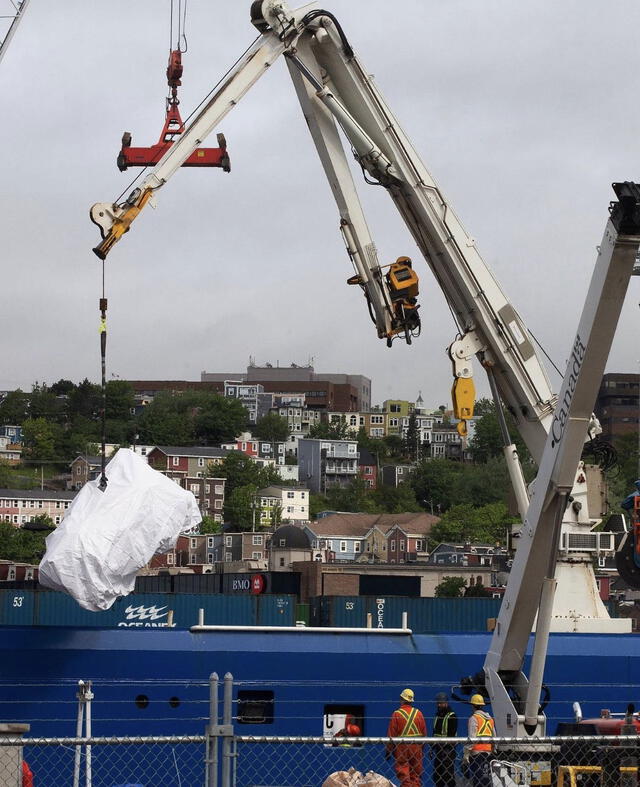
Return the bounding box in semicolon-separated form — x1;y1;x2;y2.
468;398;530;464
137;389;246;447
428;501;516;547
0;522;48;563
0;390;29;425
410;457;514;512
606;433;640;509
214;452;282;499
435;576;466;598
199;516;222;534
27;513;55;530
224;483;260;530
21;418;62;462
254;413;290;443
464;579;490;597
309;417;355;440
403;412;420;461
194;394;248;445
324;476;381;514
371;482;421;514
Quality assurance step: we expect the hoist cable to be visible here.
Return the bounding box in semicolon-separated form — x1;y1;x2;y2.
98;262;108;491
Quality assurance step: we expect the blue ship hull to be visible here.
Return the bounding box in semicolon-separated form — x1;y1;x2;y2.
1;626;638;738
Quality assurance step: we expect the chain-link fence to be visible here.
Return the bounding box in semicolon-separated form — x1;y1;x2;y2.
232;735;640;787
1;734;639;786
0;736;206;787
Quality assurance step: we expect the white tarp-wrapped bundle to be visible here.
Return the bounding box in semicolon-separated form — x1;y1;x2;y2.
39;448;201;611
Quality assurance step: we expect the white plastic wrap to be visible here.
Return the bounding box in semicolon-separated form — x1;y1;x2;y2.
39;448;201;611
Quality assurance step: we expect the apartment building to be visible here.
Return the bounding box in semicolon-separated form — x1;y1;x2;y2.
0;488;75;526
297;438;359;493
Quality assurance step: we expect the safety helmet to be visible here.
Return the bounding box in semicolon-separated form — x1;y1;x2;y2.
470;694;485;707
435;692;449;703
400;688;414;703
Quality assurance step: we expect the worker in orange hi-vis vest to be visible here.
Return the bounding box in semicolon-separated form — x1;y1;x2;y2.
385;688;427;787
463;694;495;787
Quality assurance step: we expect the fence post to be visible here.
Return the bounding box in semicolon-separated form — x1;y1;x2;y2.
221;673;234;787
205;672;219;787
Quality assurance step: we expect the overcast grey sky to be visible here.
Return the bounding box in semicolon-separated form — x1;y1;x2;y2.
1;0;638;407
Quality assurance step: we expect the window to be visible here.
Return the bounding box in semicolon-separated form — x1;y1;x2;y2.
190;554;197;564
279;557;285;567
390;541;396;552
237;690;274;724
415;540;423;552
340;541;347;552
207;554;214;564
252;551;263;560
279;539;286;547
172;456;180;466
252;535;263;545
287;506;294;513
205;484;210;494
400;541;405;551
370;415;383;424
207;537;214;548
55;516;61;524
214;500;223;509
225;551;232;562
287;491;295;499
215;485;224;494
198;458;205;467
225;536;233;547
190;484;199;493
354;542;361;553
389;418;399;427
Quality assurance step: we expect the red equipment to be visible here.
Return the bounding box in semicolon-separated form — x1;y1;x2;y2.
117;49;230;172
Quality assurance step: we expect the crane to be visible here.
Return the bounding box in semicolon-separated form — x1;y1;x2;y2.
89;0;640;738
0;0;29;65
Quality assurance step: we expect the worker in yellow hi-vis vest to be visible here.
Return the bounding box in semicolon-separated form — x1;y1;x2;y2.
385;689;427;787
463;694;494;787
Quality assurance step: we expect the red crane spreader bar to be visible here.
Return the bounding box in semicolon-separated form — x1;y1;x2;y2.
117;50;230;172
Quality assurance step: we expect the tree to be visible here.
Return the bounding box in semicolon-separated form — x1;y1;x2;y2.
29;383;64;422
136;391;196;445
224;483;260;529
0;390;29;425
464;578;490;597
0;522;48;563
309;417;355;440
214;451;282;499
468;398;530;464
254;413;290;443
193;394;248;445
434;576;466;597
325;475;381;514
428;501;516;548
105;380;135;422
199;516;222;534
371;482;422;514
21;417;62;462
403;412;420;460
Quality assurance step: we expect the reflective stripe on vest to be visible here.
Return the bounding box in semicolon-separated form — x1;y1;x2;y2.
434;711;455;737
396;707;422;737
471;713;494;752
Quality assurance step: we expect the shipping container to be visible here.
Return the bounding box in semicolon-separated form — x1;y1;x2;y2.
313;596;504;632
134;574;173;594
173;573;221;594
257;595;295;626
359;574;420;597
0;589;298;629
